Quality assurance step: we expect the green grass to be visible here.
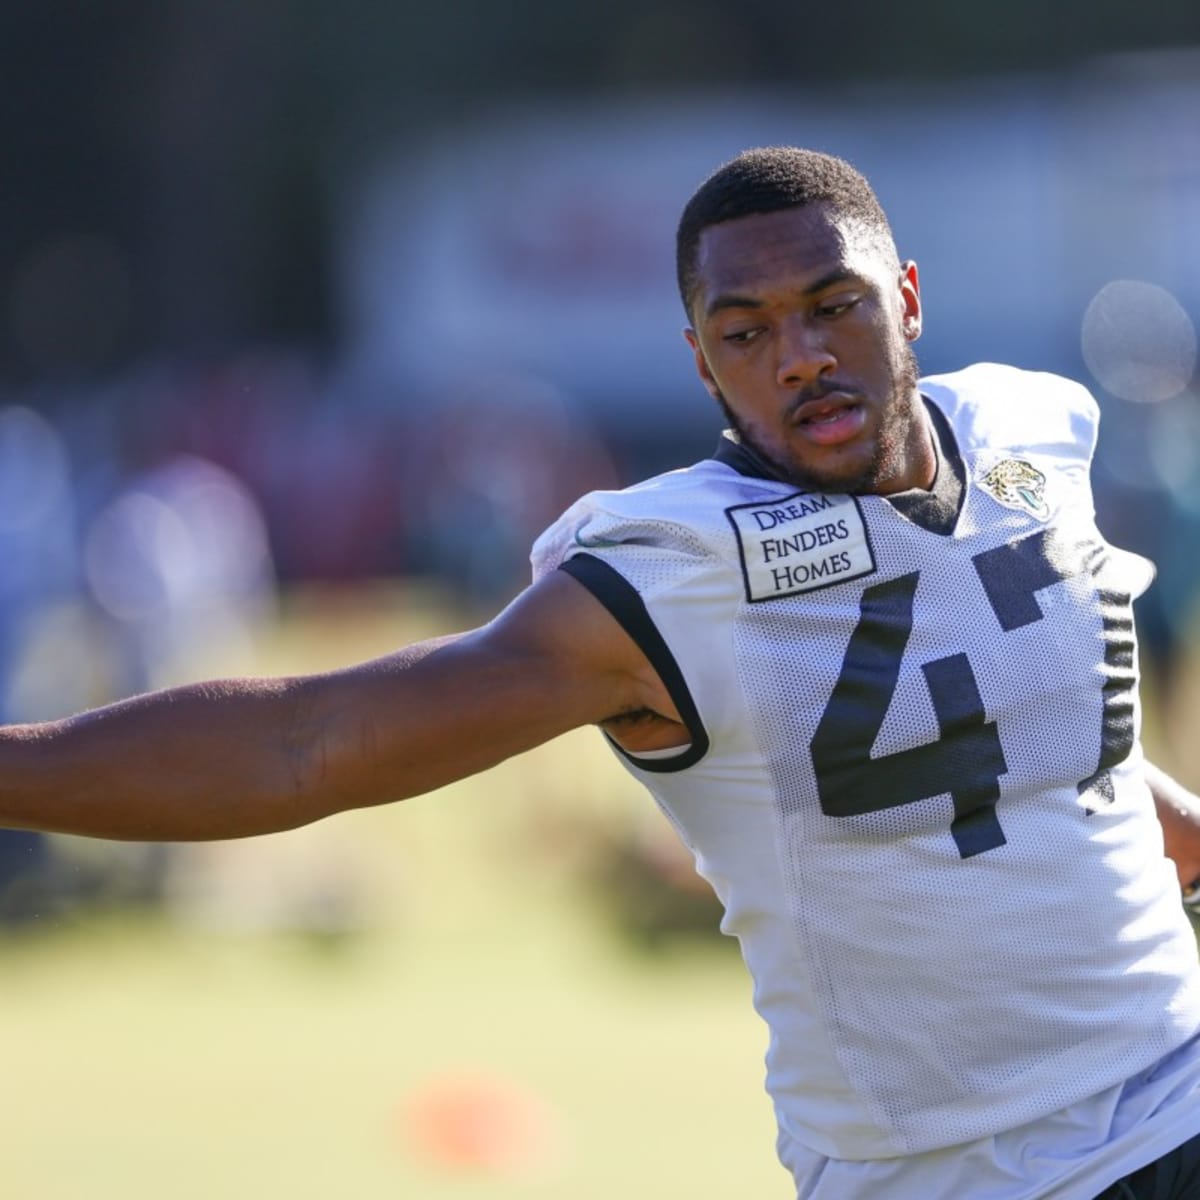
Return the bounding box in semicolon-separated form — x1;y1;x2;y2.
0;584;792;1199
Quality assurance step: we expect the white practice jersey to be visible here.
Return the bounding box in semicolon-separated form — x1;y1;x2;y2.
531;364;1200;1198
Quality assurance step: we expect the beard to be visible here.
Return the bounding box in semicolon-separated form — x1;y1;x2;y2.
716;341;922;495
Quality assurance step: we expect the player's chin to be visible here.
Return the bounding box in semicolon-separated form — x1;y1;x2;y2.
788;443;880;495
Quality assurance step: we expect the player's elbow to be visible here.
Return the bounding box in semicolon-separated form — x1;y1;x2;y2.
273;680;402;828
269;680;349;829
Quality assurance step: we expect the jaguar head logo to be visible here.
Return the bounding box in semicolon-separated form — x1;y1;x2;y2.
979;459;1050;520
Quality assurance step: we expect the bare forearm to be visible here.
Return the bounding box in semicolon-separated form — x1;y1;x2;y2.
0;677;319;841
0;635;474;842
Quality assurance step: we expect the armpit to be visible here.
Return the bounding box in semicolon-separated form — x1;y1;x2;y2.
601;707;691;755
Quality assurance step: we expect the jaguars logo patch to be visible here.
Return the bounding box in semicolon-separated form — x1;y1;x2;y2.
979;459;1050;520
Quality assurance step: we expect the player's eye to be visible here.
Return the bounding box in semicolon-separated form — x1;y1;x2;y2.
816;296;860;319
724;327;765;345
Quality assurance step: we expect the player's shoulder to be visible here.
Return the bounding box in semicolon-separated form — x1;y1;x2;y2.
556;452;787;528
530;454;781;582
920;362;1100;461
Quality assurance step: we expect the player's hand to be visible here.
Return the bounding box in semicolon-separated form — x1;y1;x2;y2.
1148;764;1200;907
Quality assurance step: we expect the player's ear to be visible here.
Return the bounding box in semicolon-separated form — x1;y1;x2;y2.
899;261;922;342
684;328;722;401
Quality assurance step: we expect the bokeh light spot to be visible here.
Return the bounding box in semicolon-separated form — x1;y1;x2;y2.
1081;279;1197;404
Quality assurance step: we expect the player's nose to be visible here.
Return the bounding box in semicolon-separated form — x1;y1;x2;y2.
776;316;836;388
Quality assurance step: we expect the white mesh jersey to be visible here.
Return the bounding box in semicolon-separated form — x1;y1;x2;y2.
531;364;1200;1196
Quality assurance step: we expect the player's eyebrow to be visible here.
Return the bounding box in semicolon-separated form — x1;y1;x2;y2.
704;292;765;318
704;269;863;319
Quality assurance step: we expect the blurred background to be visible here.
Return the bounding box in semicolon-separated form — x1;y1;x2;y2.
1;4;1199;1197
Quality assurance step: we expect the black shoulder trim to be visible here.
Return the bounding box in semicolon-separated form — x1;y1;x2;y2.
559;553;710;773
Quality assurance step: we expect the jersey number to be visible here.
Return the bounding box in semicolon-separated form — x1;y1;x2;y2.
810;529;1136;858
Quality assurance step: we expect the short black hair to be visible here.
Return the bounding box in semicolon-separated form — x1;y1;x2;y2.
675;147;897;320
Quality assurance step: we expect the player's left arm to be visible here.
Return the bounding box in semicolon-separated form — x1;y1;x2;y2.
1147;761;1200;895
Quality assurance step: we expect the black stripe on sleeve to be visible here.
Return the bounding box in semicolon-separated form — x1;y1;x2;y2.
559;553;710;773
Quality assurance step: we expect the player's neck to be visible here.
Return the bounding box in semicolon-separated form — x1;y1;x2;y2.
874;393;936;496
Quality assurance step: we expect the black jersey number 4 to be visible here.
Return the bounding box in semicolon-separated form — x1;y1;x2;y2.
810;528;1136;858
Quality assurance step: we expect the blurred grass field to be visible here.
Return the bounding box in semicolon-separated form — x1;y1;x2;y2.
0;582;792;1199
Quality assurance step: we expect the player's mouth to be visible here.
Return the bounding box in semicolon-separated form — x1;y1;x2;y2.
790;392;867;447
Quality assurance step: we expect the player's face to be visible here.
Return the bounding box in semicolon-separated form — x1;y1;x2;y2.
684;203;929;495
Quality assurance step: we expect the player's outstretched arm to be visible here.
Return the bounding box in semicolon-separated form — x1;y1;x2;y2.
0;571;671;842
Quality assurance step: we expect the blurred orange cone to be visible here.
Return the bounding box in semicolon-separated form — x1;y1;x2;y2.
401;1072;563;1175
